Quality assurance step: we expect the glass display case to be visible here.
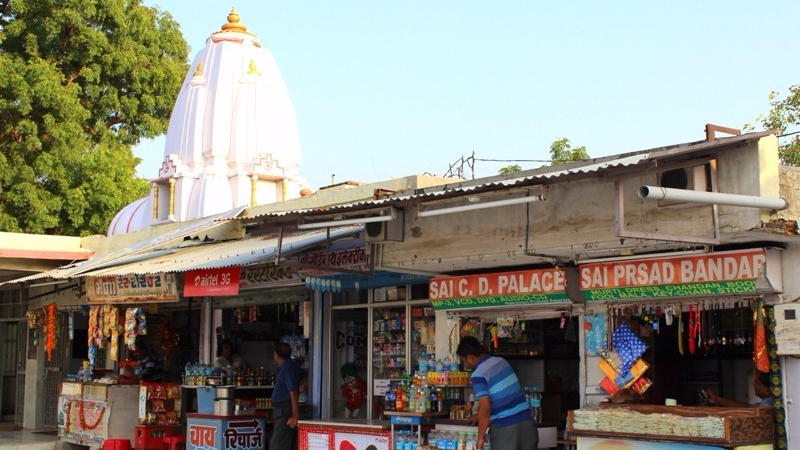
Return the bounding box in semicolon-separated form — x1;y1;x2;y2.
373;306;407;380
409;306;436;373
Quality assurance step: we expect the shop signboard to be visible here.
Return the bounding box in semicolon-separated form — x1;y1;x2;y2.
428;248;781;310
429;268;570;310
187;415;266;450
86;273;178;303
296;235;370;277
184;267;240;297
579;248;775;302
239;263;301;290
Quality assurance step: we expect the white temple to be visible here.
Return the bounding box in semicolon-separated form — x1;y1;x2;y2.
109;9;308;235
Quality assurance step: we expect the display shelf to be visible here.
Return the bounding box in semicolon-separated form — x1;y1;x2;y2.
139;383;182;426
384;411;448;447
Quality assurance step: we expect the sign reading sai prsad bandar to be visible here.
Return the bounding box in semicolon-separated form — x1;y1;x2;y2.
579;248;772;301
428;248;779;310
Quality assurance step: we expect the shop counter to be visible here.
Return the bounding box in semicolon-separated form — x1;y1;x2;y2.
186;412;265;450
298;419;392;450
568;403;774;449
57;382;140;448
435;418;558;449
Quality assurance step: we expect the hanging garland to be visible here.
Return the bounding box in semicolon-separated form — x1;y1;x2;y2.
753;299;769;373
45;303;58;361
64;400;73;434
79;400;106;430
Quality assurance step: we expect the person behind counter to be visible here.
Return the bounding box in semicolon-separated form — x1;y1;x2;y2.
702;370;774;407
131;340;163;382
270;342;303;450
457;336;538;450
214;340;245;369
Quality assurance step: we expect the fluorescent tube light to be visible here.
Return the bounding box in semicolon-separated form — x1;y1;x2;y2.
297;209;396;229
418;194;544;217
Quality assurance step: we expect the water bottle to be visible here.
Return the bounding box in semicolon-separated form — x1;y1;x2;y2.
428;431;439;450
394;431;405;450
465;431;477;450
525;386;542;424
437;432;448;450
446;432;457;450
419;352;429;373
483;429;491;450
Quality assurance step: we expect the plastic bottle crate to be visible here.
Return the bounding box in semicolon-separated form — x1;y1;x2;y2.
135;425;176;450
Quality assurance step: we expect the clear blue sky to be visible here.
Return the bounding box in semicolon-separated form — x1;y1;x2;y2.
137;1;800;190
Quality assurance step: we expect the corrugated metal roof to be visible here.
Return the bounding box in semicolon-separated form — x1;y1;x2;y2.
78;225;362;277
242;153;651;219
240;131;774;220
1;207;245;285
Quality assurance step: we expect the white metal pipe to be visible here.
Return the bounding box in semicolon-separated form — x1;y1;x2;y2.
418;194;544;217
297;211;395;229
638;185;789;210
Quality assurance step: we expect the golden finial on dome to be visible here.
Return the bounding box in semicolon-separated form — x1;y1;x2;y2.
247;60;261;76
193;61;204;76
220;7;247;33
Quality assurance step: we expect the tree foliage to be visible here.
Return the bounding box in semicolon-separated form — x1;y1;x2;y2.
549;138;589;165
0;0;189;235
496;138;590;174
498;164;521;174
749;85;800;166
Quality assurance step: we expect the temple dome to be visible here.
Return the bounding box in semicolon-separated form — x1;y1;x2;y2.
109;8;305;235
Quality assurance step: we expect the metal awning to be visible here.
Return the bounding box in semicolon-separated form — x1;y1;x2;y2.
1;207;245;285
78;225;363;277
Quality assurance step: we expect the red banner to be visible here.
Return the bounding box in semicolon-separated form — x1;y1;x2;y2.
184;267;240;297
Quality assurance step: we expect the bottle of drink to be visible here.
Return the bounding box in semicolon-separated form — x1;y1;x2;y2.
385;387;395;412
526;386;542;424
396;384;405;412
419;351;429;373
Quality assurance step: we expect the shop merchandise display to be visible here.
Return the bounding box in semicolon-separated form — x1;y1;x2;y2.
571;407;725;439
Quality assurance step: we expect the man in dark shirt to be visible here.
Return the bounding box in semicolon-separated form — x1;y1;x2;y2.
270;341;302;449
131;341;163;381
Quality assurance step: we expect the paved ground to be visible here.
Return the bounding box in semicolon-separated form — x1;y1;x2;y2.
0;427;57;450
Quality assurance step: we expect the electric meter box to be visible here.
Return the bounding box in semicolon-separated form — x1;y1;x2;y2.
774;303;800;355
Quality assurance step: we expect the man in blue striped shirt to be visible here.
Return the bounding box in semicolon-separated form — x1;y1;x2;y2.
457;336;538;450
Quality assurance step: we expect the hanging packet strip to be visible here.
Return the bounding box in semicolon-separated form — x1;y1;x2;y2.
611;322;648;374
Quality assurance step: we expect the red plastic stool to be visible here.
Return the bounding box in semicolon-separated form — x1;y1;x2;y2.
161;436;186;450
103;439;132;450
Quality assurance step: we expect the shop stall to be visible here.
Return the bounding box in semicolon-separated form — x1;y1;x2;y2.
421;248;787;449
54;273;194;449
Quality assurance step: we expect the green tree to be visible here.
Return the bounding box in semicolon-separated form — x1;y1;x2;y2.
0;0;189;235
549;138;590;165
748;86;800;166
